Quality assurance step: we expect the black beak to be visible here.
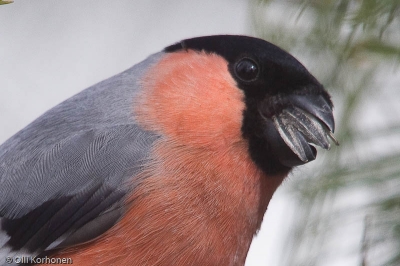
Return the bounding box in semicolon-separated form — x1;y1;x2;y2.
260;94;339;167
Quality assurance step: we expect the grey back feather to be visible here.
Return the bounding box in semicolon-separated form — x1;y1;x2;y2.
0;52;163;256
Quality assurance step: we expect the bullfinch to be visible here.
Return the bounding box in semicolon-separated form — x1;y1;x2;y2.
0;35;338;266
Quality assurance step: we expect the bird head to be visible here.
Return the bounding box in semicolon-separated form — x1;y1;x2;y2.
165;35;338;175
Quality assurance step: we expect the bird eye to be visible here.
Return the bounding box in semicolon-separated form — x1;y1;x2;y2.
234;58;259;82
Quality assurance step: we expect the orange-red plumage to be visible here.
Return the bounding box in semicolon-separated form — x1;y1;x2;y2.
136;50;245;149
55;50;286;266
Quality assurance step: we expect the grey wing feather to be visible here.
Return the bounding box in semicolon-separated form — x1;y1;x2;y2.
1;126;156;218
0;52;163;258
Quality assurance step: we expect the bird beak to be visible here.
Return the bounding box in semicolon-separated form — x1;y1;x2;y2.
260;93;339;167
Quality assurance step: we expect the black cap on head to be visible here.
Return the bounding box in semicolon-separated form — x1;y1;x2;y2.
165;35;324;98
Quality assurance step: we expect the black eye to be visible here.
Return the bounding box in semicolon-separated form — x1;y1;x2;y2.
234;58;259;82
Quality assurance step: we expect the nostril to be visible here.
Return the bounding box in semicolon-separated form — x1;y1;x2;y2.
258;96;289;118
